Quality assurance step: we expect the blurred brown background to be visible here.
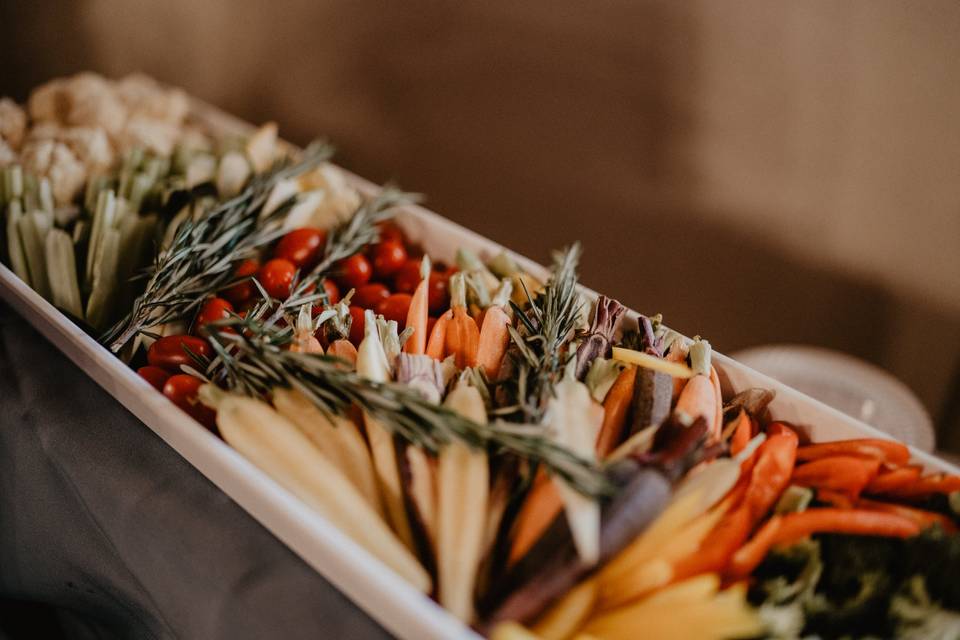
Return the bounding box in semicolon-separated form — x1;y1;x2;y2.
1;1;958;445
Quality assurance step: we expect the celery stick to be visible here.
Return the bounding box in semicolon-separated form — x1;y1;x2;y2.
45;229;84;318
85;189;116;285
18;211;51;299
85;229;120;330
6;201;30;285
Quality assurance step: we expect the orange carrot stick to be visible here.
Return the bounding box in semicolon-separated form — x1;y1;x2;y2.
865;466;922;494
476;305;511;379
771;508;919;546
792;456;881;497
403;257;431;355
729;410;752;457
595;366;638;458
426;310;452;361
884;473;960;500
857;498;956;533
796;439;910;466
817;488;855;509
671;505;753;581
727;509;919;581
508;470;563;566
327;339;358;366
726;515;783;579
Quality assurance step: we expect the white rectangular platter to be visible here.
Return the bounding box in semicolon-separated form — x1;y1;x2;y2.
0;99;954;640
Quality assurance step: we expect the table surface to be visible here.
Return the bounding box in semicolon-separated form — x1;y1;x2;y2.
0;302;392;639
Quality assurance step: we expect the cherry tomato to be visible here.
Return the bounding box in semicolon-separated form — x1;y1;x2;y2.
163;374;217;431
259;258;297;299
323;279;340;304
348;305;366;346
147;335;213;371
222;258;260;306
137;365;171;391
354;283;391;309
371;240;408;279
376;293;413;328
375;221;404;244
428;270;451;313
335;254;373;290
194;297;234;334
393;259;423;294
274;227;326;269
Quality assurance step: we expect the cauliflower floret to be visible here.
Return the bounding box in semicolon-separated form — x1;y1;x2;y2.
0;139;16;166
119;114;180;156
25;121;63;142
20;139;87;205
63;72;128;137
0;98;27;151
61;126;114;172
27;78;69;123
116;73;189;124
177;124;214;153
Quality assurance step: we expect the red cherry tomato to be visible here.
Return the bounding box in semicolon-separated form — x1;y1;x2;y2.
376;293;413;328
348;305;366;346
147;335;213;371
222;258;260;306
194;297;234;334
137;365;171;391
163;374;217;431
393;259;423;294
323;279;340;304
376;221;404;244
354;283;391;309
428;271;451;314
335;254;373;290
274;227;327;269
371;240;408;279
259;258;297;299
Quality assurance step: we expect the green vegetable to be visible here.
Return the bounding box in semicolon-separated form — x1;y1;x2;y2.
45;229;84;318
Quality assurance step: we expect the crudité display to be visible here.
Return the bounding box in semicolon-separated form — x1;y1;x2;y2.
2;73;960;640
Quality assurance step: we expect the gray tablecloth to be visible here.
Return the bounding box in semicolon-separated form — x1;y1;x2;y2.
0;302;391;639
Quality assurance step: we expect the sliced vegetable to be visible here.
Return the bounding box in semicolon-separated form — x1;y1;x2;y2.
795;438;911;466
44;228;83;318
437;380;489;622
611;346;694;379
201;389;430;591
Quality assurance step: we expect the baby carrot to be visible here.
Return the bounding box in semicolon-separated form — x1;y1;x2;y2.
476;304;511;379
327;338;358;367
709;366;723;443
795;439;910;466
729;410;752;457
444;273;479;369
671;505;752;581
674;376;716;436
771;508;919;546
403;257;431;355
884;473;960;500
426;310;452;361
864;466;922;494
595;365;638;458
857;498;956;533
792;456;881;497
508;470;563;566
726;515;783;580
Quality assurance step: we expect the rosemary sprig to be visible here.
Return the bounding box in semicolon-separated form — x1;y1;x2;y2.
101;142;334;352
203;312;612;498
499;243;584;421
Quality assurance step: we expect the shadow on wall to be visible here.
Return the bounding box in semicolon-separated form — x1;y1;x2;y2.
1;0;958;444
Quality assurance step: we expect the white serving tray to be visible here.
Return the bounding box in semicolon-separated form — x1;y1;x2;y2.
1;100;955;640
